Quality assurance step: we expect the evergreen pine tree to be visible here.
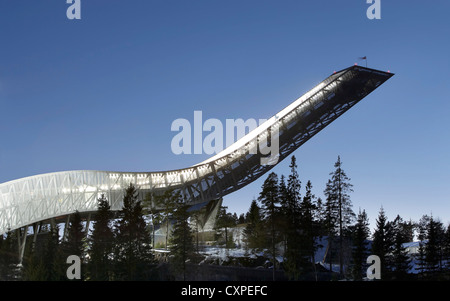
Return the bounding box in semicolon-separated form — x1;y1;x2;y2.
61;211;85;280
232;213;238;225
351;209;370;280
416;241;427;277
21;227;47;281
278;175;289;256
390;215;412;280
190;210;204;254
435;219;446;273
258;172;280;281
299;180;320;279
314;196;327;261
243;199;265;251
286;156;301;226
323;193;337;273
143;192;163;249
42;222;65;280
114;184;154;280
238;213;246;224
443;225;450;271
371;207;393;280
424;216;445;277
214;205;236;248
155;189;179;250
87;194;114;281
281;157;307;279
0;230;20;280
324;156;355;278
416;215;430;277
21;252;47;281
169;197;195;280
398;218;415;243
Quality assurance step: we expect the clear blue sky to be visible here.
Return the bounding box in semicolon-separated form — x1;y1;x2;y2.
1;1;449;233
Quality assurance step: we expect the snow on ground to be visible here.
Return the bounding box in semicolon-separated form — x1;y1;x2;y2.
199;246;264;263
162;224;434;275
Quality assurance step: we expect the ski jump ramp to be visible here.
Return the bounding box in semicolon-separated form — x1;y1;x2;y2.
0;65;394;236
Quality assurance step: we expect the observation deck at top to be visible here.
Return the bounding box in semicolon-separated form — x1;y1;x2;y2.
0;65;394;235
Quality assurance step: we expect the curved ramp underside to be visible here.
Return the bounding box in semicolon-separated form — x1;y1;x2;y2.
0;65;393;234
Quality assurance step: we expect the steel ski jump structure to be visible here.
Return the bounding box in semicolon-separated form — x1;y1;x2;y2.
0;65;393;258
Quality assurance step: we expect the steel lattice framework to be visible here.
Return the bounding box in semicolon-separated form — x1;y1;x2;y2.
0;65;393;236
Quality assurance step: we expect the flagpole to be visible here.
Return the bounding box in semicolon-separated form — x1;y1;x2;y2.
358;56;368;68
